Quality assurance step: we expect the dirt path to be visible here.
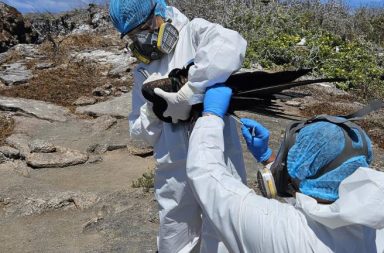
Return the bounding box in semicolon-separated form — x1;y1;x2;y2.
0;87;383;253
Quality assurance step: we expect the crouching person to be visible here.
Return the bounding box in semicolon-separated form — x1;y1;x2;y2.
186;84;384;253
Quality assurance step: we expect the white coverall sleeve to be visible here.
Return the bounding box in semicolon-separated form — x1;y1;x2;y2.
186;115;253;252
128;69;163;146
187;18;247;102
187;116;332;253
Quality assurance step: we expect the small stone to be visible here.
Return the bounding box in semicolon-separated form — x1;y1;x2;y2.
104;90;112;96
127;145;153;158
0;153;7;164
118;86;129;93
0;146;20;159
92;87;106;96
73;96;97;106
107;144;127;151
87;144;108;154
103;83;112;90
94;144;108;154
29;139;56;153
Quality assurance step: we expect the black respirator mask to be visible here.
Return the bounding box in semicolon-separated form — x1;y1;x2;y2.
257;114;372;199
129;22;179;64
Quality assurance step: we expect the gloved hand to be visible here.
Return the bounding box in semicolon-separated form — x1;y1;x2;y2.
240;118;272;163
154;82;196;123
203;84;232;118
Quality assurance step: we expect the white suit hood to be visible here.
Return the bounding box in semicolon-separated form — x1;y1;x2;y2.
166;7;188;32
295;167;384;229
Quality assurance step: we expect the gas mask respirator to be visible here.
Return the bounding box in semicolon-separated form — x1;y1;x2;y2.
257;113;373;199
129;22;179;64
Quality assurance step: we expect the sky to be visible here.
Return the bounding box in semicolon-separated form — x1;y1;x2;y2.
1;0;383;13
1;0;107;13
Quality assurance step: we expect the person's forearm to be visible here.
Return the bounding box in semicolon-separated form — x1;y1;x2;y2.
186;115;253;252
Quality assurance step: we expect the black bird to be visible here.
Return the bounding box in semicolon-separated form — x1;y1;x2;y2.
141;64;346;123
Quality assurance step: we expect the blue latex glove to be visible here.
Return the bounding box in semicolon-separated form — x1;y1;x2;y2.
241;118;272;163
203;84;232;118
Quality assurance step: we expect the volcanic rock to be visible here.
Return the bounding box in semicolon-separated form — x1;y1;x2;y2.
0;2;38;53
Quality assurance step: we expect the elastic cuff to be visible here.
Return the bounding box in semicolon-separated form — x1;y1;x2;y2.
202;111;223;118
259;148;273;163
185;82;204;105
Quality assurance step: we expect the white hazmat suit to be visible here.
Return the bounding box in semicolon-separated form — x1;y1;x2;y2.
187;115;384;253
128;7;247;253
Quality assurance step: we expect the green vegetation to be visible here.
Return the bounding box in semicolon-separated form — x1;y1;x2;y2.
132;170;155;192
240;2;384;99
171;0;384;99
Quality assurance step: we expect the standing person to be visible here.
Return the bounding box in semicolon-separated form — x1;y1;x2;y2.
186;84;384;253
109;1;247;252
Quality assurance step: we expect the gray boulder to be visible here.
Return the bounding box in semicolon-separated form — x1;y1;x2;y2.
26;147;88;168
6;133;31;158
0;146;20;159
0;62;32;86
4;191;99;217
73;96;97;106
76;92;132;118
0;2;38;53
29;139;56;153
0;96;70;122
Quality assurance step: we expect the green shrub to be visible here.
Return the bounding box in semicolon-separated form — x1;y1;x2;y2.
132;170;155;192
169;0;384;99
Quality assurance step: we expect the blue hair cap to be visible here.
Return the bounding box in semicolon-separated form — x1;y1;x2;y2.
109;0;167;37
287;121;373;201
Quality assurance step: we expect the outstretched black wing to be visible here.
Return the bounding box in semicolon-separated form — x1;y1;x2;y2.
141;68;347;123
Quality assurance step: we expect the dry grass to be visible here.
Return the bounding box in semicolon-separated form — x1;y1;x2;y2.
0;32;131;108
301;101;356;117
2;50;23;64
0;115;14;145
39;33;119;64
0;62;104;107
0;59;131;109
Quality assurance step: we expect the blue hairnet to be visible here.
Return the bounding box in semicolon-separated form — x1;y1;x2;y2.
287;121;373;201
109;0;167;37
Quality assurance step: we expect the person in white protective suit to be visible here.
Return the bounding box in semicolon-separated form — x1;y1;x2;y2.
186;84;384;253
109;0;247;252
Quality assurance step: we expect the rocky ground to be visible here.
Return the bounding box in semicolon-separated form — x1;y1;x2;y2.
0;2;383;253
